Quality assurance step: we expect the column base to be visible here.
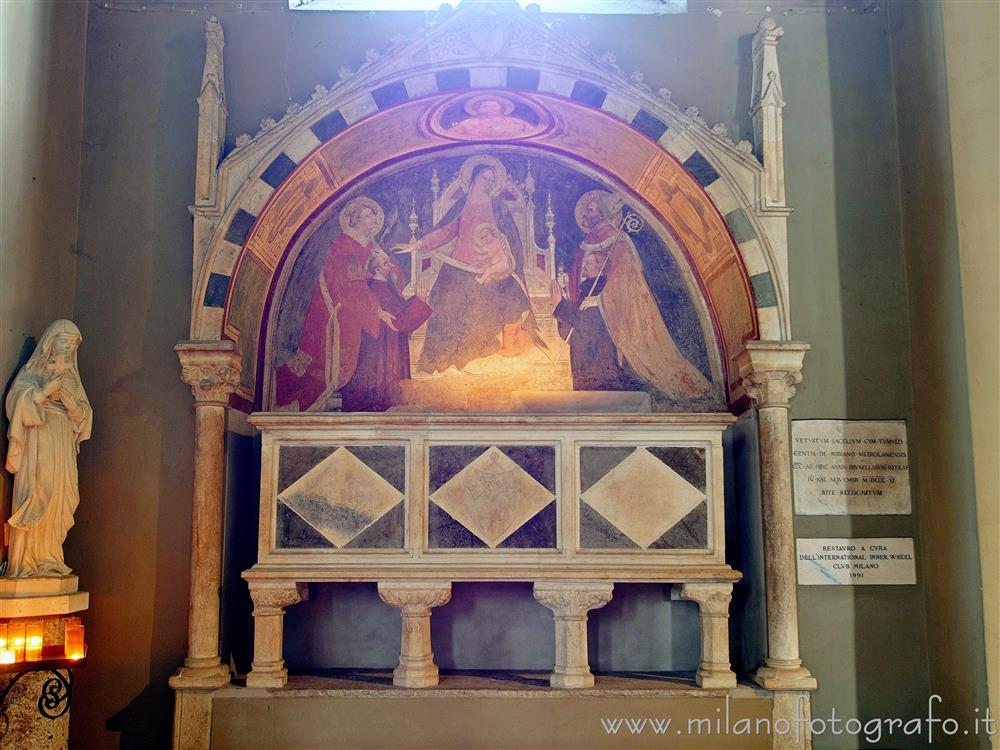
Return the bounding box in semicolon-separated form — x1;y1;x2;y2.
169;662;231;690
246;667;289;689
550;667;595;689
752;664;817;691
393;658;439;688
696;666;738;689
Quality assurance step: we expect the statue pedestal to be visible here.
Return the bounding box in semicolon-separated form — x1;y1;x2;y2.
0;576;88;619
0;577;89;750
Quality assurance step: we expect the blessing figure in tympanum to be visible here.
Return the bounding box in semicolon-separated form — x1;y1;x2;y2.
553;190;713;399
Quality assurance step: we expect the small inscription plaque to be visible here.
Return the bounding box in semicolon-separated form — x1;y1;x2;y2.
792;420;911;515
797;538;916;585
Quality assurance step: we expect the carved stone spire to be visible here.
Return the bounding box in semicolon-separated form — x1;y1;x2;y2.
750;17;787;212
195;16;227;207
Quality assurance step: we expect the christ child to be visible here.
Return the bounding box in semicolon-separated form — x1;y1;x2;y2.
472;223;515;285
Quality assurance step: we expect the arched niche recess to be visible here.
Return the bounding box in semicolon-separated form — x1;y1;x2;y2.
189;4;791;414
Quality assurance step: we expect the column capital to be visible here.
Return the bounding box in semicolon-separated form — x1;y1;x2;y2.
175;340;242;404
377;581;452;613
248;581;308;616
736;341;810;409
533;581;614;618
680;582;733;616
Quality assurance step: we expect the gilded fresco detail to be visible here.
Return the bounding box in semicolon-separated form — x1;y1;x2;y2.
247;160;337;271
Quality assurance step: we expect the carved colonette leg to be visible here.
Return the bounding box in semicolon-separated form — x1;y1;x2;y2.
681;582;738;688
246;581;308;688
533;581;613;688
170;341;241;690
737;342;817;691
378;581;452;688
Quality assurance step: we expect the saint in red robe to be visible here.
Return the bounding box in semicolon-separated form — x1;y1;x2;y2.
274;232;382;411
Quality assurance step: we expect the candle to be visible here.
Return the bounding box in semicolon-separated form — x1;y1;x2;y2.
8;622;25;662
0;649;14;665
25;623;43;661
64;620;85;660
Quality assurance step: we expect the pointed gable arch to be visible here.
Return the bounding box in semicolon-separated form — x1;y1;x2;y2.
190;4;789;412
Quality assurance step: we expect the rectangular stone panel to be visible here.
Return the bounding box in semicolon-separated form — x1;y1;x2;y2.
579;445;708;550
427;445;557;549
275;445;406;550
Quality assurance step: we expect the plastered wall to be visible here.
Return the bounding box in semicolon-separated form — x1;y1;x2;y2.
0;1;87;512
889;2;996;747
939;3;1000;743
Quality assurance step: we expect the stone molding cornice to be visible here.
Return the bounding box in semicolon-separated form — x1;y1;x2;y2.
176;341;242;405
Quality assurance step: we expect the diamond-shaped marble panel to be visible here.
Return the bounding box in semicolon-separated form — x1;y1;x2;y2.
278;447;403;547
580;447;705;549
429;446;554;548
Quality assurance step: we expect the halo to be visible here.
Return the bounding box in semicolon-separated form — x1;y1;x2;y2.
464;94;516;117
339;195;384;237
574;189;623;232
458;155;508;197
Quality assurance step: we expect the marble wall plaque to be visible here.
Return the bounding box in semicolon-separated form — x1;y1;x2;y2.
797;538;916;585
792;420;911;515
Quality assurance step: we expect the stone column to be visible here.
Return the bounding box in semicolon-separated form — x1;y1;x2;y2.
680;582;738;689
737;342;817;691
169;341;241;690
533;581;613;688
246;581;308;688
378;581;452;688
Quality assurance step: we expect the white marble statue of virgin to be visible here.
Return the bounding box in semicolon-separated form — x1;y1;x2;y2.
4;319;92;578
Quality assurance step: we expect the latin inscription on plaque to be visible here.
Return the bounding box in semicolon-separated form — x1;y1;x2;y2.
792;420;911;515
797;538;916;585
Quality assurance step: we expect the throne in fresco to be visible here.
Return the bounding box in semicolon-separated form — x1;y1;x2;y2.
418;163;557;300
397;161;571;408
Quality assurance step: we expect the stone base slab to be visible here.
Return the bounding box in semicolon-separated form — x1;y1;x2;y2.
0;575;79;596
0;590;88;618
209;674;779;750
